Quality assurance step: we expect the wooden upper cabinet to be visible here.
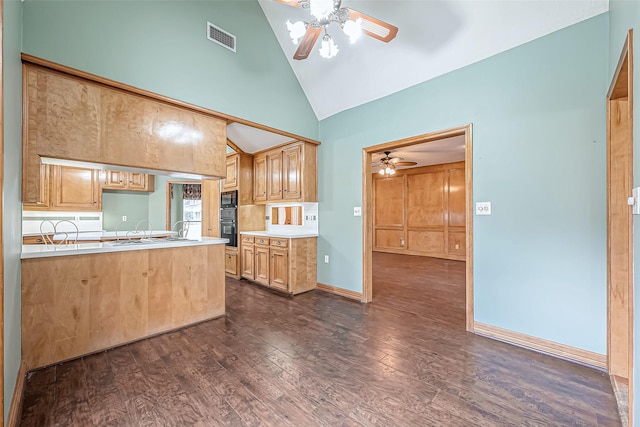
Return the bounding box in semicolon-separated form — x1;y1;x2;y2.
23;164;51;211
22;60;226;204
283;145;301;200
253;155;267;202
267;153;283;199
252;142;317;204
51;165;101;211
223;154;239;190
201;179;220;237
102;170;154;192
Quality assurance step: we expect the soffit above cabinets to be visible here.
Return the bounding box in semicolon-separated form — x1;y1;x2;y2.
258;0;608;120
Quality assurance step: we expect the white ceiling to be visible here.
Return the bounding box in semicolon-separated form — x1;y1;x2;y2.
258;0;608;120
371;135;465;173
226;122;294;153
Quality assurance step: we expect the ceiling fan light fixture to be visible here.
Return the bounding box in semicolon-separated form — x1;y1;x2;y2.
342;18;362;44
309;0;335;20
319;34;339;59
287;20;307;45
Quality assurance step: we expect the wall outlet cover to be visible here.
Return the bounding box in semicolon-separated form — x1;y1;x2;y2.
475;202;491;215
354;207;362;216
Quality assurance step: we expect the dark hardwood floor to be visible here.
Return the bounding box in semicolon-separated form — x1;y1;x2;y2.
19;252;620;426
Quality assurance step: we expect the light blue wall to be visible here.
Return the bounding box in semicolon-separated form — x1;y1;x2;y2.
102;191;151;231
148;175;171;230
22;0;318;140
318;15;608;354
4;0;23;421
608;1;640;424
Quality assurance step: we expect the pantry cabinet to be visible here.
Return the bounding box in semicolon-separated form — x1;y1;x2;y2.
252;142;317;204
240;234;317;295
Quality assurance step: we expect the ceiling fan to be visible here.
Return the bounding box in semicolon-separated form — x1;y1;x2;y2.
374;151;417;176
274;0;399;60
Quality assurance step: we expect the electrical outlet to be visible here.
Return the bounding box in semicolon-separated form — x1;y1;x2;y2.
122;215;128;222
354;207;362;216
324;255;329;264
475;202;491;215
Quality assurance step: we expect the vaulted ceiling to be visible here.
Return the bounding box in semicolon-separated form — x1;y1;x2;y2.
258;0;608;120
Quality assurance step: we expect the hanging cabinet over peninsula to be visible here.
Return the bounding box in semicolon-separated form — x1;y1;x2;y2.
21;56;226;204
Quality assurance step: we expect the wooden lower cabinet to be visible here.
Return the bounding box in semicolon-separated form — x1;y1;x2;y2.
225;247;239;279
240;235;317;295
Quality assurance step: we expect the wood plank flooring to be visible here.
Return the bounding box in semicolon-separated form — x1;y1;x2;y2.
19;252;620;426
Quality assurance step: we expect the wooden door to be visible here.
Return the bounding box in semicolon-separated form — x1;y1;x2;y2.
254;245;270;285
282;145;302;200
201;179;220;237
127;172;147;191
241;243;255;279
51;165;101;210
253;154;267;202
267;152;283;200
373;175;404;250
223;155;238;190
270;248;288;291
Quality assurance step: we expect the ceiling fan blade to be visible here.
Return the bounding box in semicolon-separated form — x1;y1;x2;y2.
273;0;302;8
294;26;322;60
345;8;398;43
394;161;418;167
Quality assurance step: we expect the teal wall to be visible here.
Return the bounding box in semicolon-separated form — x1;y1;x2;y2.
102;191;151;231
148;175;171;230
22;0;318;140
4;0;23;421
318;15;608;354
608;1;640;424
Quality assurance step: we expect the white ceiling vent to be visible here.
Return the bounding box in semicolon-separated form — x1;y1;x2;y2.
207;22;236;53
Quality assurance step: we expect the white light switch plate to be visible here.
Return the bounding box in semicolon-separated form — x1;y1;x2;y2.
476;202;491;215
354;207;362;216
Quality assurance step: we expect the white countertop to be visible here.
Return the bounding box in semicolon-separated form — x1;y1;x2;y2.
23;230;177;241
240;231;319;239
21;237;229;259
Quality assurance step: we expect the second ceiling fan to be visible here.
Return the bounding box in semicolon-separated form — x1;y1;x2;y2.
274;0;398;60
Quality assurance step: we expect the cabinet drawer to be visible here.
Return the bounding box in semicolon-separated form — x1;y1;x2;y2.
255;237;269;246
242;235;254;244
270;238;289;248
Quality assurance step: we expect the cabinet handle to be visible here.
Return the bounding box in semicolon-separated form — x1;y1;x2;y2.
284;189;288;192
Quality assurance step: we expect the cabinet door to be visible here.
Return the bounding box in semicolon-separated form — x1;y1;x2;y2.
23;164;52;211
254;245;270;286
270;248;288;291
127;172;148;191
282;145;302;200
225;248;238;276
103;170;127;189
267;153;283;200
223;155;238;190
51;165;101;211
201;179;220;237
241;243;255;279
253;155;267;202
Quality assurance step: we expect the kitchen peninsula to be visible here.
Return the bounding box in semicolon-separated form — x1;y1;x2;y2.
21;237;228;370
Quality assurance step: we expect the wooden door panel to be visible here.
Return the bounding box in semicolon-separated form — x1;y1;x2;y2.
270;248;288;291
201;179;219;237
407;172;445;228
448;232;465;256
254;155;267;202
374;176;404;227
52;166;100;210
255;246;270;285
241;244;254;279
283;145;301;199
448;168;465;227
407;230;445;253
374;229;404;249
267;153;283;200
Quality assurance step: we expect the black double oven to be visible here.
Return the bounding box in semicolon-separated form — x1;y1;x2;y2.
220;190;238;247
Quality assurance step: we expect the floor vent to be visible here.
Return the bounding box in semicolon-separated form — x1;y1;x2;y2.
207;22;236;53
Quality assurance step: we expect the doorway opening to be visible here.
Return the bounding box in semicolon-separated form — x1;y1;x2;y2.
362;124;473;330
166;180;203;240
607;29;634;426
